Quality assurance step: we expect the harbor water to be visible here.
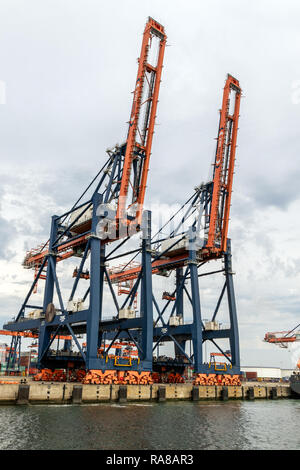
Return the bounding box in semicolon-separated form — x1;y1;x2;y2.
0;400;300;450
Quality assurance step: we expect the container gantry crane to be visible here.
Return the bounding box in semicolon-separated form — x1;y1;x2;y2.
104;74;242;385
264;324;300;374
0;330;72;374
3;17;167;381
264;326;300;349
3;18;242;386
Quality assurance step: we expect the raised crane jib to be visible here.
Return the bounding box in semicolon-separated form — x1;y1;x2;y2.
116;17;167;228
206;74;241;255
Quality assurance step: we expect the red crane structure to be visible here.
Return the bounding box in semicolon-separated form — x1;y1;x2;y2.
264;327;300;349
264;324;300;375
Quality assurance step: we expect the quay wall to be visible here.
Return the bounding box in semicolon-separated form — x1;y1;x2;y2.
0;380;292;405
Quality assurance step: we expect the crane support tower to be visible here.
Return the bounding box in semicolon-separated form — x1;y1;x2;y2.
3;19;242;385
0;330;72;374
3;17;167;375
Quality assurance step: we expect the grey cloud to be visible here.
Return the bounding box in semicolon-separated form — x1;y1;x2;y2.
0;214;17;260
246;171;300;210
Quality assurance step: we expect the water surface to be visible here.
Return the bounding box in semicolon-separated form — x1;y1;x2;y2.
0;400;299;450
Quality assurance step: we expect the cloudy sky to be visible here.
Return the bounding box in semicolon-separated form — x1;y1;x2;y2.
0;0;300;368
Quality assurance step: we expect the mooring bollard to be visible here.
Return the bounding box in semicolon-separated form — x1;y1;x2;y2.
17;384;30;405
118;385;127;403
72;385;83;404
270;387;278;400
247;387;255;400
221;386;229;401
157;386;166;402
192;386;200;401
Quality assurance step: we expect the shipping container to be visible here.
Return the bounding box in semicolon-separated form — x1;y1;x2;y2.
241;366;282;379
245;371;257;380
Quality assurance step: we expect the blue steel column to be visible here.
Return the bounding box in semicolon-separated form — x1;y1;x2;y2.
42;215;58;311
38;215;58;368
63;339;72;352
176;268;184;318
140;210;153;370
224;238;240;371
174;267;185;358
86;193;104;370
188;226;203;373
6;335;21;373
96;244;105;357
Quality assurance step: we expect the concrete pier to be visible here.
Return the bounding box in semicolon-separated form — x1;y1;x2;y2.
0;378;292;405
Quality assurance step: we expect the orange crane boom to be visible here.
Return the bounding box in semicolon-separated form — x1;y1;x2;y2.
0;330;72;341
264;330;300;347
117;17;167;226
207;74;241;254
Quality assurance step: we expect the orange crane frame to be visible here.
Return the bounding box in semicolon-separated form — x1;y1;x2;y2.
0;330;72;340
207;75;241;254
117;17;167;226
264;331;300;347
